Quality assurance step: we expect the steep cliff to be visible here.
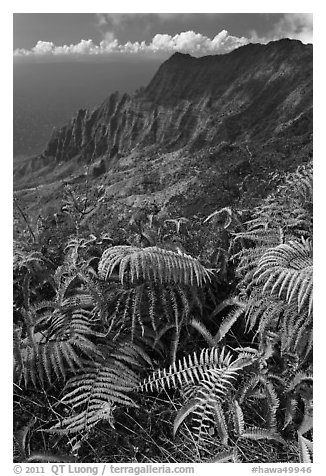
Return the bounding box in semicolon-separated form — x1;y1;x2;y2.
39;39;312;165
14;39;312;232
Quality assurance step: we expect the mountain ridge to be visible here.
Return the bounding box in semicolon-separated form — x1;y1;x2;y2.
14;39;312;233
32;39;312;167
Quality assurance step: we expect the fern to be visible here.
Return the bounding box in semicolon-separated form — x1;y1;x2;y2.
212;400;229;444
254;239;313;316
173;398;201;437
141;347;254;442
13;245;53;274
298;433;313;463
98;245;212;286
238;372;280;432
14;314;99;386
234;162;312;293
240;427;286;445
97;245;209;360
283;371;313;433
204;207;233;228
50;339;149;435
187;368;237;441
14;259;106;387
140;347;253;392
190;298;246;346
208;449;236;463
13;159;313;462
213;300;246;343
234;170;313;360
232;400;245;435
103;280;200;360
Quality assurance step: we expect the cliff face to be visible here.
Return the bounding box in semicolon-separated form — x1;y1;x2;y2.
42;39;312;164
14;39;313;231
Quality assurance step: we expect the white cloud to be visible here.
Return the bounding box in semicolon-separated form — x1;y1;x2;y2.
13;29;250;59
13;15;313;61
250;13;313;45
273;13;312;44
32;41;56;55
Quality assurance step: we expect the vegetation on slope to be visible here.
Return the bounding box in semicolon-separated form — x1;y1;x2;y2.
13;160;312;463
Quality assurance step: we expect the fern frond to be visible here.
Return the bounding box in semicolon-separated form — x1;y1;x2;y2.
189;318;215;347
283;397;298;430
173;398;200;436
98;245;211;286
190;299;246;347
62;361;137;406
298;401;313;436
208;449;235;463
263;380;280;431
140;347;252;393
298;433;313;463
254;239;313;315
14;301;101;386
50;339;146;435
16;331;98;386
240;427;286;445
13;248;51;273
49;402;115;435
214;302;246;344
238;374;260;403
285;372;313;393
212;401;229;444
232;400;245;435
142;347;254;443
186;369;235;442
204;207;233;228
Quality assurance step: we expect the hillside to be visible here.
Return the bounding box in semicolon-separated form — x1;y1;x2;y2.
13;38;312;234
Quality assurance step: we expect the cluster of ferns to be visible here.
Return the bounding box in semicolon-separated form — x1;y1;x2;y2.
13;161;312;463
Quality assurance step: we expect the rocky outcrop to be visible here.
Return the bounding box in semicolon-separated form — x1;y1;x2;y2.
42;39;312;164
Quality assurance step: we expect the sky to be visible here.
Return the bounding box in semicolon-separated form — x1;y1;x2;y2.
13;12;313;62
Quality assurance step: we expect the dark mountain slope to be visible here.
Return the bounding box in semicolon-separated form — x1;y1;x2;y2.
15;38;311;172
14;39;312;233
145;40;310;103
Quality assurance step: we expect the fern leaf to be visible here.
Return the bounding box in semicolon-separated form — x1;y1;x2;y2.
214;302;246;344
144;347;253;442
52;354;139;435
189;318;215;347
298;433;313;463
208;449;235;463
204;207;233;228
212;401;229;444
173;398;200;436
286;372;313;393
241;427;286;445
140;347;250;393
254;240;313;315
98;246;211;286
283;397;298;430
49;403;115;435
298;398;313;435
232;400;245;435
26;453;76;463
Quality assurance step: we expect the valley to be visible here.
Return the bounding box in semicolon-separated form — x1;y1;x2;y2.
14;39;312;235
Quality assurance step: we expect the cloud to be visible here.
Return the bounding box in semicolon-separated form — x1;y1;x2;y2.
150;30;249;53
250;13;313;45
13;14;313;62
272;13;312;44
13;29;250;59
95;13;196;29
